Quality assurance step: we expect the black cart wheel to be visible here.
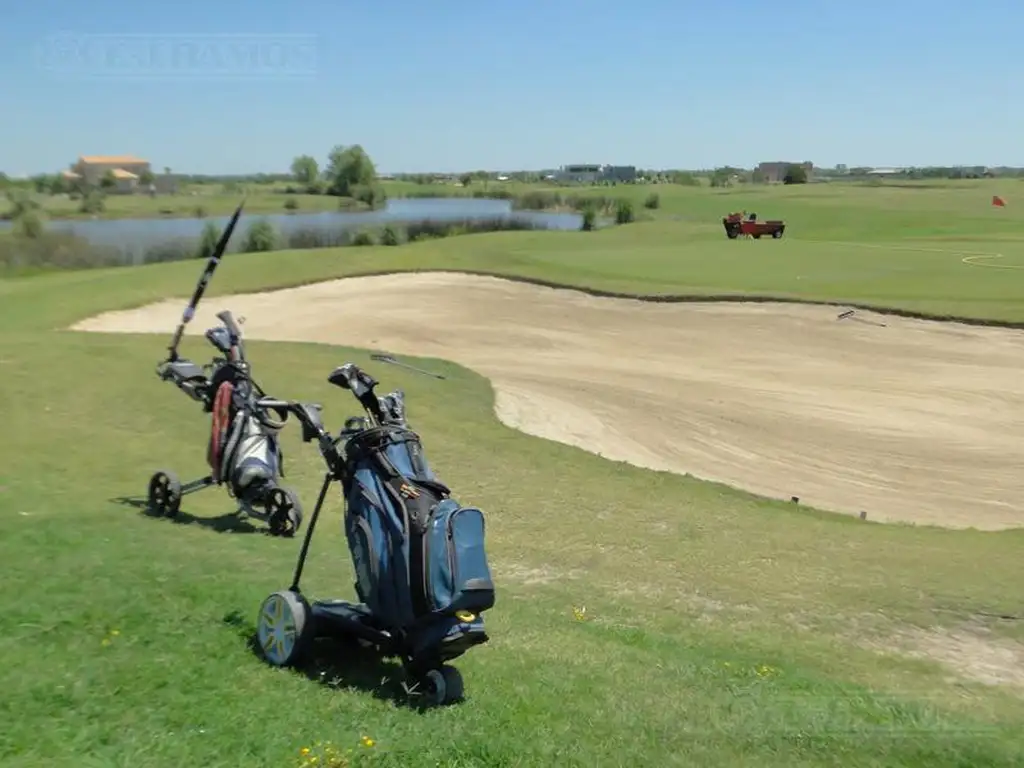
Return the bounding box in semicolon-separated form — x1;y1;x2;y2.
421;665;464;706
772;229;783;239
256;589;313;667
267;486;303;537
148;470;182;517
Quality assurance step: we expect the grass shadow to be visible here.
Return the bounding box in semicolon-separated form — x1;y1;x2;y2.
221;610;437;711
110;494;265;535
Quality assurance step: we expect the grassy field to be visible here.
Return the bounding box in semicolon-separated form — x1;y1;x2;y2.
3;182;1024;767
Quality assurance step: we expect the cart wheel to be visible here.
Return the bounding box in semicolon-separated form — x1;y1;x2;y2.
421;665;464;706
148;470;182;517
256;590;313;667
267;487;303;537
772;229;783;238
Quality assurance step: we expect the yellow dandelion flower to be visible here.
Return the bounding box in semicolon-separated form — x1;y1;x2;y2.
300;747;310;756
572;605;587;621
360;735;375;747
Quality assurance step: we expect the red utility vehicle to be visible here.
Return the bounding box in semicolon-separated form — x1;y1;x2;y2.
723;212;785;239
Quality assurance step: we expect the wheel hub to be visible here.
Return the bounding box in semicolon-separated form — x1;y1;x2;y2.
258;594;296;664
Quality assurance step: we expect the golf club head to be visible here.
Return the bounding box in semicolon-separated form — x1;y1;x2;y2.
204;326;233;356
379;390;406;426
340;415;370;438
328;364;378;396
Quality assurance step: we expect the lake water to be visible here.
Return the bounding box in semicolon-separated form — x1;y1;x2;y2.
1;198;582;259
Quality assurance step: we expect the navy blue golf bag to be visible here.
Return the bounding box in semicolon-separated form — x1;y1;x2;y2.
341;419;495;658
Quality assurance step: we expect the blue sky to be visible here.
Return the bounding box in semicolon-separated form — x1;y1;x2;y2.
1;0;1020;175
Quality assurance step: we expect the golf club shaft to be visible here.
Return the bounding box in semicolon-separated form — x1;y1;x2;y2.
166;200;246;361
371;354;446;380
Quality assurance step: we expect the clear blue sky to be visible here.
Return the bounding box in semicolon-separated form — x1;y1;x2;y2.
1;0;1020;175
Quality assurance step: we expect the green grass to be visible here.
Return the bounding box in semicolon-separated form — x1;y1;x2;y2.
3;181;1024;767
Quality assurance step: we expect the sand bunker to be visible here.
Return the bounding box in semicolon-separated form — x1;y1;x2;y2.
72;272;1024;530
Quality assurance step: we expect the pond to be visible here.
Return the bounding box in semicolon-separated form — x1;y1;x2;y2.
1;198;582;262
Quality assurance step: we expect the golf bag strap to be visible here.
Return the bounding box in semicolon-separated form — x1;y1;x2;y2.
207;380;234;478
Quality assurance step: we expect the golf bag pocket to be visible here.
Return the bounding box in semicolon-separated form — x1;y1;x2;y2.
345;468;415;627
425;500;495;615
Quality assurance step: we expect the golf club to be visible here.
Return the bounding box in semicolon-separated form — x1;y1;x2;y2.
165;200;246;362
370;353;446;380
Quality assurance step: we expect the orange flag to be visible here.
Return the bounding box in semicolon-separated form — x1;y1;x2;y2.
992;195;1006;207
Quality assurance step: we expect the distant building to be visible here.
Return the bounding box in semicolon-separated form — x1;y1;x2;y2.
602;165;637;183
555;164;638;183
68;155;152;193
757;161;814;184
556;164;602;183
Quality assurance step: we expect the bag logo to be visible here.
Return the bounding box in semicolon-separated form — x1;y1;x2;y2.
399;483;420;499
455;610;476;622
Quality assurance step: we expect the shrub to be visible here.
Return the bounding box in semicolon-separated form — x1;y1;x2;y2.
0;231;122;272
783;164;808;184
668;172;700;186
581;208;596;231
351;229;375;246
514;191;561;210
79;191;105;214
142;240;195;264
379;224;401;246
195;221;220;259
353;184;386;209
283;197;299;211
241;218;277;252
13;210;45;239
193;205;207;218
285;226;352;250
643;193;660;209
614;198;635;224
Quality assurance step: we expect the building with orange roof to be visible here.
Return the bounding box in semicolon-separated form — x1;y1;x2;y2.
69;155;153;193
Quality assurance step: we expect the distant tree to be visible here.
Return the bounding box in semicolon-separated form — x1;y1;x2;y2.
324;144;377;197
459;173;472;187
163;166;172;175
100;170;117;190
709;169;732;188
6;189;41;220
783;164;808;184
290;154;319;185
668;171;700;186
139;169;155;185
